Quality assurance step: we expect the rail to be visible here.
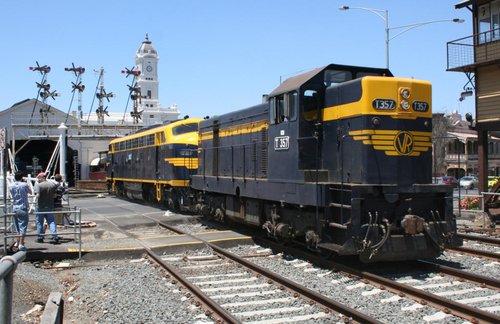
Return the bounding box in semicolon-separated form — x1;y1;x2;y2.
0;251;26;323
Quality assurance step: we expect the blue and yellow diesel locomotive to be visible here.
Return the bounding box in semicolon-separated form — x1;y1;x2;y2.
108;117;202;209
190;64;461;262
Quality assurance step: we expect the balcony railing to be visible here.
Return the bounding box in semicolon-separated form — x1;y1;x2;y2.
447;27;500;71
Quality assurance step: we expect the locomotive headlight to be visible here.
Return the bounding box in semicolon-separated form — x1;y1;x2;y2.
400;100;410;110
400;88;411;99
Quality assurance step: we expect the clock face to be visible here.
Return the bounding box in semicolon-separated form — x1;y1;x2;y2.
146;65;152;72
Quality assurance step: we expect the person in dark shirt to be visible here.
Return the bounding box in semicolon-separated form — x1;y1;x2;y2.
53;174;68;209
34;173;59;243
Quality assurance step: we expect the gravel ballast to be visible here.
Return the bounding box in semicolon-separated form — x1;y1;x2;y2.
12;258;211;323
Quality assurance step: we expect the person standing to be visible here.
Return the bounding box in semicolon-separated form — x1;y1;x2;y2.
53;174;68;225
34;172;59;243
53;174;68;209
9;171;32;251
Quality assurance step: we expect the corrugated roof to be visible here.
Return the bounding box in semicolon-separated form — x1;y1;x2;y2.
268;66;326;97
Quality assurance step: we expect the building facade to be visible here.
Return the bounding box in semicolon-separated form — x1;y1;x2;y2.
433;111;500;179
447;0;500;191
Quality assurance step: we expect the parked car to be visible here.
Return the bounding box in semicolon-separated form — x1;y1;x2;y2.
459;176;478;189
488;176;499;188
442;176;458;186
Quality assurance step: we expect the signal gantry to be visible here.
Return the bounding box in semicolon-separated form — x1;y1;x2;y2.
122;67;143;124
29;61;59;123
64;63;85;129
95;67;114;124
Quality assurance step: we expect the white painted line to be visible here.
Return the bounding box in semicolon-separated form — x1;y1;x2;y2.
413;281;463;290
434;287;485;297
381;295;402;303
485;261;500;267
346;282;367;290
481;305;500;312
317;271;332;278
283;259;299;264
194;277;259;286
396;279;421;284
362;288;383;296
221;297;294;308
423;311;450;322
187;272;249;280
181;262;232;270
402;303;425;311
457;293;500;304
210;289;280;300
202;283;271;293
244;312;330;324
233;305;313;317
292;262;310;268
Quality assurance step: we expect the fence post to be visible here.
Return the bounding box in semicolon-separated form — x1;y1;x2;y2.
0;251;26;323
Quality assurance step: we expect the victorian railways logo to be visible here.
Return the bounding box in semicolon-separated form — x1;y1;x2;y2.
394;131;414;155
348;129;431;156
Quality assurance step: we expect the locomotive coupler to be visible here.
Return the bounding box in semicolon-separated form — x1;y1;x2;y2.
401;208;425;235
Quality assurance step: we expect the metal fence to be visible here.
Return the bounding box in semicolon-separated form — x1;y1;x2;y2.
1;206;82;260
0;251;26;323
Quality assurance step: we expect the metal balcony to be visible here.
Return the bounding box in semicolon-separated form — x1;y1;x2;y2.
447;28;500;72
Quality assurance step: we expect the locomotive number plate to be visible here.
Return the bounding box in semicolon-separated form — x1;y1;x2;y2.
372;99;396;110
274;136;289;150
412;101;429;112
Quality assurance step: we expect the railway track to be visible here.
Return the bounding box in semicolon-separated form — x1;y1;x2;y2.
458;233;500;245
447;233;500;261
247;236;500;323
39;196;499;323
150;221;379;323
88;210;379;322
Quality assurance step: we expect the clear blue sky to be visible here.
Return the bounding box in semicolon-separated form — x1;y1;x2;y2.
0;1;474;120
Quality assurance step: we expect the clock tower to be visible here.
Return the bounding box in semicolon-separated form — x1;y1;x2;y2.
134;34;179;125
135;34;159;111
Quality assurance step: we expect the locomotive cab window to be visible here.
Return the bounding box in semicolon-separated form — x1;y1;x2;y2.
323;69;352;87
303;89;321;121
172;123;199;136
270;91;297;124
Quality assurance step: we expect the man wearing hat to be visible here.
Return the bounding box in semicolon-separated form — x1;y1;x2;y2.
34;172;59;243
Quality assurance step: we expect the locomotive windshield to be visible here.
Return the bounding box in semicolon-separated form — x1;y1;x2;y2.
172;123;199;135
323;69;386;87
323;69;353;86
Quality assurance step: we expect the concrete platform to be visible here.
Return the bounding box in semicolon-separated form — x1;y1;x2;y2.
2;194;253;261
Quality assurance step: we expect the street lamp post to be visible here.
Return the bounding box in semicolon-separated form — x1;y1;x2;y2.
339;6;464;69
339;6;389;68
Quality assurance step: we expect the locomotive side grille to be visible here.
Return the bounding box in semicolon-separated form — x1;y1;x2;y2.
260;128;268;176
